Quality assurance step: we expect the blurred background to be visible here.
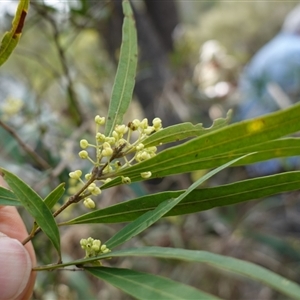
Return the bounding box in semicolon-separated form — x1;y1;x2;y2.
1;1;300;299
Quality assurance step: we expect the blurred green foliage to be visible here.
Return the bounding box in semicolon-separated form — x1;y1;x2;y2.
1;1;300;299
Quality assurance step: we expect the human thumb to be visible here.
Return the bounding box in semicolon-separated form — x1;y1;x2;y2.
0;233;32;300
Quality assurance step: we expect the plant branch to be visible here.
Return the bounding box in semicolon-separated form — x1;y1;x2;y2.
0;120;51;170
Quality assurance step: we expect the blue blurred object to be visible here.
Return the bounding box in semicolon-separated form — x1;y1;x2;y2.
238;33;300;119
236;5;300;176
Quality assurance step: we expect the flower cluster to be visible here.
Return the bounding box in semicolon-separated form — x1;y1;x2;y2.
68;116;162;209
1;97;24;120
80;237;111;259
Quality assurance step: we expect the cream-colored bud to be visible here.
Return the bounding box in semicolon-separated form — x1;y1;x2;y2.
103;164;113;174
144;126;154;135
152;117;162;130
69;170;82;180
96;133;105;142
75;170;82;177
95;115;105;125
112;131;119;140
69;171;75;179
80;139;89;149
132;119;140;127
91;187;102;196
140;118;148;129
102;148;113;157
148;146;157;153
80;239;87;248
140;151;151;160
104;137;115;145
136;143;144;151
84;198;95;209
87;183;96;192
141;171;152;179
102;142;111;149
122;176;131;184
104;178;112;184
92;239;101;251
87;237;94;243
128;121;138;131
79;150;89;159
115;124;128;134
85;173;92;180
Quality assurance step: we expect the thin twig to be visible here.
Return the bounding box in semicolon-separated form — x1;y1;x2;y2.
0;120;51;170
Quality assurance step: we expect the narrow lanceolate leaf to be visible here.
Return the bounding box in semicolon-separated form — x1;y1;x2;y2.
85;267;220;300
63;171;300;225
0;186;20;206
104;0;137;137
83;247;300;300
0;0;29;66
44;183;65;210
105;155;248;249
143;110;232;148
231;137;300;165
106;103;300;184
0;169;61;257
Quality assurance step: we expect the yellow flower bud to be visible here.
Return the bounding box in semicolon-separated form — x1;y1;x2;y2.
141;171;152;179
79;150;89;159
104;178;112;184
80;139;89;149
92;239;101;251
102;148;113;157
91;187;102;196
136;143;144;151
115;124;128;134
87;183;96;192
102;142;110;149
140;151;151;160
95;115;105;125
140;118;148;129
80;239;87;248
103;165;113;174
84;198;95;209
69;170;82;179
85;173;92;180
122;176;131;184
96;133;105;142
144;126;154;135
152;117;162;130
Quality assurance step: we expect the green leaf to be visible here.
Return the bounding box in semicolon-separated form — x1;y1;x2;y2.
105;155;247;249
0;0;29;66
83;247;300;300
105;103;300;185
85;267;220;300
104;0;138;137
143;110;232;148
44;246;300;299
232;137;300;165
0;186;20;206
63;171;300;225
44;183;65;210
0;169;61;258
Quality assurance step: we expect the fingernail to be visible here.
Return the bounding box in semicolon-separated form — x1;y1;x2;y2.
0;235;32;300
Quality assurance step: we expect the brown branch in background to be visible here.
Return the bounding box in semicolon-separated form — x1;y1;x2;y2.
0;120;51;170
51;23;84;126
30;2;85;126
